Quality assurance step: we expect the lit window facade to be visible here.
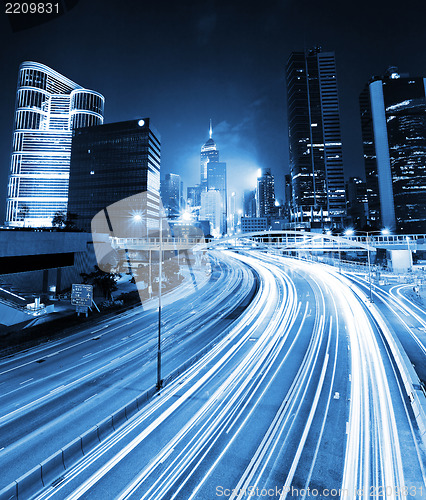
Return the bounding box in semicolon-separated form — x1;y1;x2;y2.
68;119;161;232
256;169;275;217
360;67;426;233
286;48;346;228
200;126;227;234
5;61;104;227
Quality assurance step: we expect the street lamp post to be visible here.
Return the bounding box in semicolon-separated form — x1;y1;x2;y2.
345;228;389;302
157;209;163;390
366;231;373;303
406;236;413;271
338;237;341;273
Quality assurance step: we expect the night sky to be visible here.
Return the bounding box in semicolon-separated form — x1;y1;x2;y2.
1;0;425;222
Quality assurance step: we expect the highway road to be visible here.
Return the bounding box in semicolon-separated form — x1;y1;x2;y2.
343;272;426;386
0;251;255;490
1;250;425;499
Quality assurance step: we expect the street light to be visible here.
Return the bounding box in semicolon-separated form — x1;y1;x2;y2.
157;207;164;390
341;229;354;273
406;236;413;271
351;228;389;303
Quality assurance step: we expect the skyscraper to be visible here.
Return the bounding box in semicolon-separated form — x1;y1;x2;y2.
200;121;219;190
243;189;256;218
360;67;426;233
200;122;227;234
161;173;181;218
5;61;104;227
286;47;346;228
68;118;160;232
256;168;275;217
200;190;222;236
346;177;368;230
187;185;202;208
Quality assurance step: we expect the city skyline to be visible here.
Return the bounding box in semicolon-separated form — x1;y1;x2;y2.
2;0;426;223
0;2;425;496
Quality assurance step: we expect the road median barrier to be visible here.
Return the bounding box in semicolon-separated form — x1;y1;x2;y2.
80;425;101;455
16;465;42;500
125;399;138;420
112;407;127;430
61;436;83;469
97;416;114;442
40;450;65;487
0;481;17;500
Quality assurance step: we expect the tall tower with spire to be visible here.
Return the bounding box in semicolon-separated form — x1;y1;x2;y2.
199;121;227;234
200;120;218;189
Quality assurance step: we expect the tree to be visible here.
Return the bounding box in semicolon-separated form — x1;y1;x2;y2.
52;211;66;228
81;265;119;300
18;205;29;224
52;211;79;230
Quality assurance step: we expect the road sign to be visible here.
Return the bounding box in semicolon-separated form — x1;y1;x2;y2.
71;284;93;307
75;305;89;317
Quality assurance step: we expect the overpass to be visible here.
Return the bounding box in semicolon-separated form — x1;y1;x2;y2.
205;231;426;252
108;231;426;273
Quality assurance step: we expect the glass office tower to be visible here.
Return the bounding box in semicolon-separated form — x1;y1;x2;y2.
286;47;346;228
68;119;161;232
200;123;227;234
5;61;104;227
256;168;276;217
161;173;181;218
360;67;426;233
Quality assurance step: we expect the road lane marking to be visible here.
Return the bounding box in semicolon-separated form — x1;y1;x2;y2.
84;394;97;403
19;378;33;385
91;325;110;333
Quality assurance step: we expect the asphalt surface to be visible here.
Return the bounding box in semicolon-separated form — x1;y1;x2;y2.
9;250;423;500
1;250;425;499
0;251;255;489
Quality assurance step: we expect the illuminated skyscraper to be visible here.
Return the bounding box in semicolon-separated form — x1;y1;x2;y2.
360;67;426;233
5;61;104;227
286;47;346;228
161;173;181;218
256;168;275;217
68;119;160;232
200;190;222;236
200;120;219;189
200;122;227;233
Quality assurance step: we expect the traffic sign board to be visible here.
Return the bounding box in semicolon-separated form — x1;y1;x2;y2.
71;284;93;307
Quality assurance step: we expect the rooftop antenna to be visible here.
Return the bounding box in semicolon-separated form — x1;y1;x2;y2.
209;119;212;139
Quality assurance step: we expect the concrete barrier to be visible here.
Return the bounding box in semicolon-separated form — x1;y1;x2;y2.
40;449;65;487
61;436;83;469
125;399;138;420
80;426;101;455
15;465;43;499
97;416;114;442
0;481;17;500
112;407;127;430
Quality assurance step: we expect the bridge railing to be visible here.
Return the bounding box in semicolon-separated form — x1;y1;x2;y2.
110;237;205;248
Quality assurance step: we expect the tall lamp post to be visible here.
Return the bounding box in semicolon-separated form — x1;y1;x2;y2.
345;228;389;302
157;207;163;390
406;236;413;272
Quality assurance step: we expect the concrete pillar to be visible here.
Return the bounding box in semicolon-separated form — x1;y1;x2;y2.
387;250;412;273
56;268;62;294
42;269;49;294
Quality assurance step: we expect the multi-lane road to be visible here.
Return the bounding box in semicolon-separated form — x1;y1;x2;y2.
0;250;425;499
